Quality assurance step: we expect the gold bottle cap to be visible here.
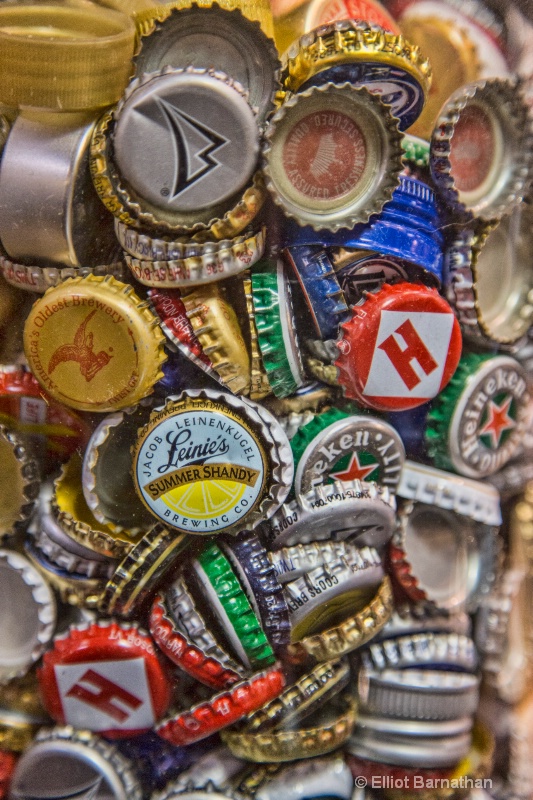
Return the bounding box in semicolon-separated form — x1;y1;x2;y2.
52;453;147;559
183;282;251;396
0;425;40;541
431;78;532;222
400;15;480;140
263;83;403;232
287;575;393;662
23;275;166;413
0;670;51;752
99;524;191;617
283;21;431;108
221;693;356;762
0;3;135;111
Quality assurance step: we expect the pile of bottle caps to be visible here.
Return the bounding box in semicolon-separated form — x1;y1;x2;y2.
0;0;531;797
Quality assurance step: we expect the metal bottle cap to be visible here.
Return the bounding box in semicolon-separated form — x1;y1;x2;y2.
113;68;260;219
398;460;502;525
38;621;173;737
347;726;473;768
0;4;135;111
390;500;499;612
263;82;403;232
23;275;167;413
400;0;510;78
132;389;292;536
282;20;431;131
134;6;280;125
10;726;143;800
182;282;251;395
357;667;480;720
0;365;91;465
291;409;405;495
284;548;384;641
0;425;40;541
425;353;531;478
335;282;462;412
264;479;396;550
399;15;480;140
431;79;532;222
0;112;117;269
0;549;56;684
82;405;157;531
446;210;533;348
283;176;445;281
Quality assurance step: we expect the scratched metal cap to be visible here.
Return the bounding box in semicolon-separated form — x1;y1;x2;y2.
112;68;260;221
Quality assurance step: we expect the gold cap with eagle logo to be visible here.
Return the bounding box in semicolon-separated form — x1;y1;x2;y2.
23;275;166;413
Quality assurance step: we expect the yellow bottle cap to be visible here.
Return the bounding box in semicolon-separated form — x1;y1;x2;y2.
0;3;136;111
23;275;166;413
52;452;147;558
401;15;480;140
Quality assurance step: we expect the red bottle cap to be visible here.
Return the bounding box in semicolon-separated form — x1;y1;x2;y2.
38;621;173;739
335;282;462;411
148;289;214;376
0;367;90;463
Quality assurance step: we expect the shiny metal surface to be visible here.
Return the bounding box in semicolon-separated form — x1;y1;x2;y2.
0;111;116;268
113;70;259;216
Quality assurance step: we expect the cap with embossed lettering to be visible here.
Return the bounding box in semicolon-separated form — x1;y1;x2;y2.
23;276;166;413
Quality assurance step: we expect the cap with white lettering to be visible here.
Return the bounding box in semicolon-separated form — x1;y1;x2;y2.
37;621;173;738
335;282;462;411
425;352;531;478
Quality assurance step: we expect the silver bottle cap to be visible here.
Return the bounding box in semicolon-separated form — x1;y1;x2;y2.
0;549;56;684
113;68;259;217
10;726;142;800
0;111;116;269
134;6;280;125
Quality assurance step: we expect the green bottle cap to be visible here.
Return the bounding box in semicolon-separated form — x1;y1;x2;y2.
291;407;405;495
425;352;530;479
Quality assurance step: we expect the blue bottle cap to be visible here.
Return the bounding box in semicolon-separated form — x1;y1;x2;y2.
283;176;444;282
300;63;425;131
283;246;351;340
387;402;431;461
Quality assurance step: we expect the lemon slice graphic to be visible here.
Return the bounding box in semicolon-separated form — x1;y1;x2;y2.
162;477;248;519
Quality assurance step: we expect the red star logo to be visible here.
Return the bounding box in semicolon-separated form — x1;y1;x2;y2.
331;452;378;482
479;396;516;449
